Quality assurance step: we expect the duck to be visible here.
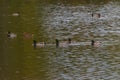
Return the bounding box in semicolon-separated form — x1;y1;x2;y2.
7;31;17;39
32;40;46;48
56;38;72;48
92;13;101;18
91;40;101;47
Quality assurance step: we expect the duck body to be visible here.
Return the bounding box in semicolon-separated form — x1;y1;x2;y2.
59;41;69;47
36;42;46;47
94;41;101;47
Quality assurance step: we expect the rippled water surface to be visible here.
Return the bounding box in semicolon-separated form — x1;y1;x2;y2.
0;0;120;80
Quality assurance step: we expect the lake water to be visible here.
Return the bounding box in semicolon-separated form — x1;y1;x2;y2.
0;0;120;80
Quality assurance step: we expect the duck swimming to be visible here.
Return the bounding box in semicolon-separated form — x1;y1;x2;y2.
92;13;101;18
56;38;72;48
33;40;46;48
91;40;101;47
7;31;17;39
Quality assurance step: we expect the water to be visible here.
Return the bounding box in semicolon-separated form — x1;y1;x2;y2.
0;0;120;80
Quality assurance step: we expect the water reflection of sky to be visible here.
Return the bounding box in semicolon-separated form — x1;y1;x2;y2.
40;2;120;80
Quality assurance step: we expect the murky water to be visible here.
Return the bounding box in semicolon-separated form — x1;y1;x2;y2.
0;0;120;80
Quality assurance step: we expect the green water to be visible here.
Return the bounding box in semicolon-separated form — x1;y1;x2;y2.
0;0;120;80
